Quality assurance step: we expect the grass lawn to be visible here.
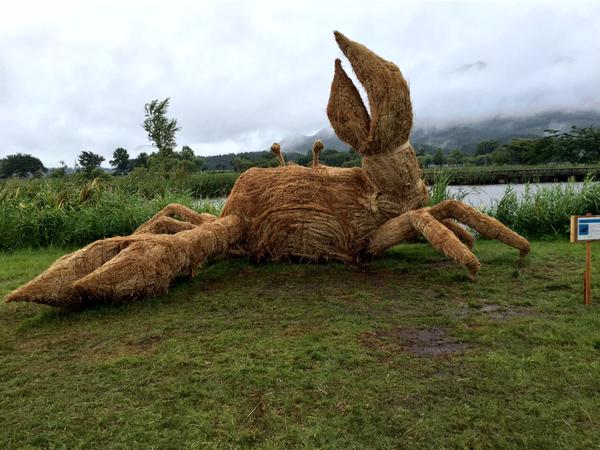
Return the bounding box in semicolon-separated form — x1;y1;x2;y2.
1;241;599;448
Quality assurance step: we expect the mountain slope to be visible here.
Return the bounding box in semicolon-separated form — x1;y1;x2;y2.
411;110;600;153
201;110;600;168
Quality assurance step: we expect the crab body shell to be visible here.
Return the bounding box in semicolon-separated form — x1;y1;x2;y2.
223;149;428;264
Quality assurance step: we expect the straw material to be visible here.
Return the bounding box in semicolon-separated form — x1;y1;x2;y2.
222;163;380;264
326;59;370;152
6;31;530;307
6;214;243;307
271;143;286;167
331;31;412;155
312;140;324;168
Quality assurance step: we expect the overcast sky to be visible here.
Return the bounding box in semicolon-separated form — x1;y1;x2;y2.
1;1;599;166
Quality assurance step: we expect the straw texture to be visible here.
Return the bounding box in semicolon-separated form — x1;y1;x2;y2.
6;213;243;307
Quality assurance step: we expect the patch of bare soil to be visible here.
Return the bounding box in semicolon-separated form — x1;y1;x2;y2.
359;327;468;358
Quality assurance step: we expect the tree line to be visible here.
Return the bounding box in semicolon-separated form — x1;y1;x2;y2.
2;100;600;179
415;125;600;167
1;98;206;179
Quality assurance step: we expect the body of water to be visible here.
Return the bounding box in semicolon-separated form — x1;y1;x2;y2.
449;182;586;208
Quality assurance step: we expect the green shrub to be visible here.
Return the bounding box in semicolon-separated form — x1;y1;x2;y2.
488;176;600;239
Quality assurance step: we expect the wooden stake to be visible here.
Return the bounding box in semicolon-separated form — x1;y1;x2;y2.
584;212;592;305
585;240;592;305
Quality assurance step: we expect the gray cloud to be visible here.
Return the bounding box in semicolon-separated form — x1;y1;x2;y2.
453;61;487;73
1;1;599;166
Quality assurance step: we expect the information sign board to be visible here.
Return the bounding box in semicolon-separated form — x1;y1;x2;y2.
570;216;600;242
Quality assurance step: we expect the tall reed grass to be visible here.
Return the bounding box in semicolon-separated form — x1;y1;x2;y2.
1;173;598;251
0;178;220;251
118;170;239;198
488;176;600;239
430;172;600;239
428;171;474;205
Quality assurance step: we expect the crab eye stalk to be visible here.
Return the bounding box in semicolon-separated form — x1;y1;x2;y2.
312;139;324;168
271;143;285;166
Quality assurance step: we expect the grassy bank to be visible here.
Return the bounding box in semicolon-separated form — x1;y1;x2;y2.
1;241;599;448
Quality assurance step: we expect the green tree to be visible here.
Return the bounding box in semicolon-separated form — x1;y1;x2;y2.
195;156;206;171
50;160;67;178
110;147;131;175
176;145;205;172
554;126;600;163
147;154;179;173
472;154;491;166
418;154;433;168
489;148;511;165
142;98;180;157
232;156;253;172
432;148;446;166
447;149;465;165
0;153;46;178
476;140;500;156
500;139;537;165
180;145;195;160
132;152;149;169
77;150;105;177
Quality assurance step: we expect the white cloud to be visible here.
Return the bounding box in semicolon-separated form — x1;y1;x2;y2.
1;0;599;165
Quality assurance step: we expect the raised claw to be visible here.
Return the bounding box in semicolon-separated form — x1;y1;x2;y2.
430;200;531;255
331;31;413;154
327;59;370;151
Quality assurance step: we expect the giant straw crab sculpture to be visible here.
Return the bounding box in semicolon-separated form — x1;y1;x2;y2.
6;32;530;307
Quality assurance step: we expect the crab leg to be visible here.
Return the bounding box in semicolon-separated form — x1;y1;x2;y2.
368;209;481;276
430;200;530;256
5;214;245;307
134;216;197;235
440;219;475;249
134;203;217;234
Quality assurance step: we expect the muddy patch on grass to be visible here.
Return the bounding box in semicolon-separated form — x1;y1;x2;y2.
454;302;536;322
359;327;468;358
399;328;468;356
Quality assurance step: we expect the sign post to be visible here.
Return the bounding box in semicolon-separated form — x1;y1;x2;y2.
570;213;600;305
585;239;591;305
